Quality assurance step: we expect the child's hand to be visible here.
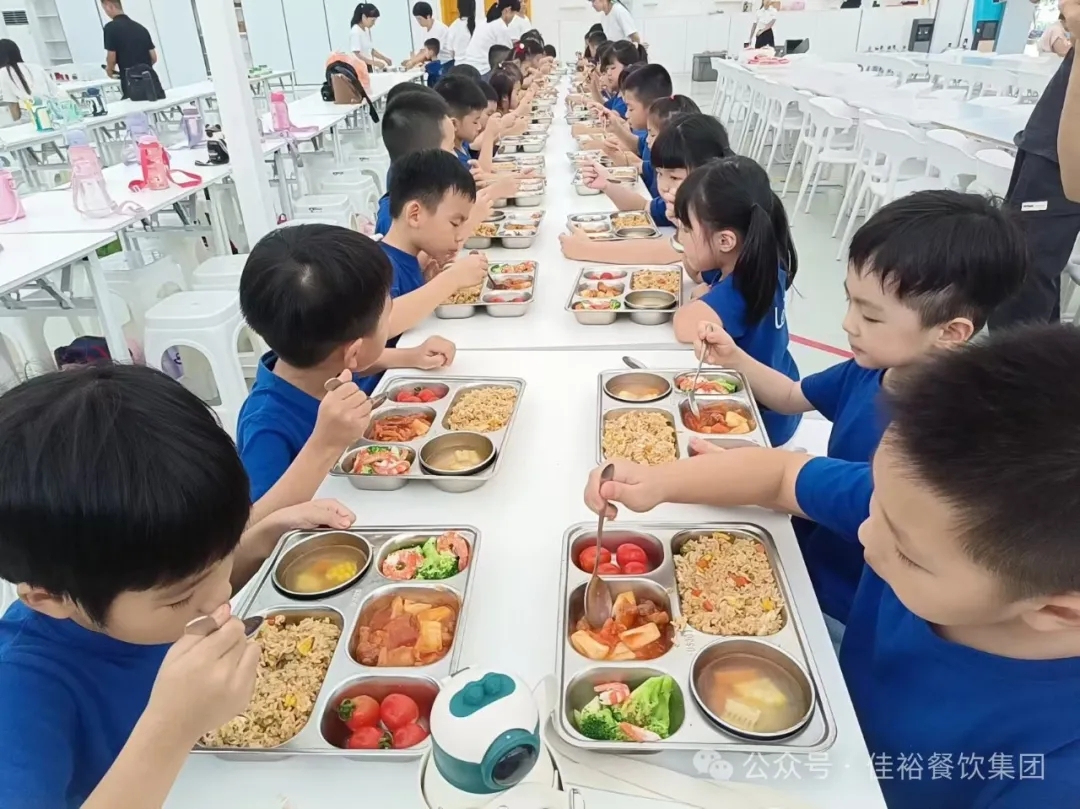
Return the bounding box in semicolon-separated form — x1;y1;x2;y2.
446;252;489;289
146;604;260;744
410;336;456;370
583;460;666;519
688;437;726;456
582;160;610;191
483;176;520;200
689;282;710;301
269;499;355;533
695;322;739;367
558;224;594;260
312;370;372;452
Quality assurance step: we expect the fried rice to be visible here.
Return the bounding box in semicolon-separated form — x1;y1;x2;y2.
199;614;341;748
444;284;483;305
602;411;677;466
631;270;680;296
446;386;517;432
674;533;785;636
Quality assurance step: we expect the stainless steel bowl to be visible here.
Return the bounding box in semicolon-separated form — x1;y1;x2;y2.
625;290;677;325
614;226;660;240
419;432;496;493
690;639;816;741
464;236;492;250
484;210;507;223
500;234;536;249
513;194;544;207
483;291;533;318
272;532;372;599
603;372;672;404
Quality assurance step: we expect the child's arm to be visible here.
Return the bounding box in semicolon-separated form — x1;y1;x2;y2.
673;299;721;343
388;254;489;337
232;499;356;592
560;224;682;265
247;372;373;524
579;160;648;211
401;52;428;69
598;108;639;151
378;337;457;371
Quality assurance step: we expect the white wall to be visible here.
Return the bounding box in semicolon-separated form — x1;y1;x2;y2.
931;0;970;51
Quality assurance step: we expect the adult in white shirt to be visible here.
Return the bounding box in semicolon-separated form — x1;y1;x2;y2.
507;8;533;42
410;2;453;62
0;39;65;121
462;1;515;72
748;0;781;49
591;0;641;45
350;3;392;69
445;0;477;66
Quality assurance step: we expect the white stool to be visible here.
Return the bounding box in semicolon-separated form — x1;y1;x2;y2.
142;291;248;438
352;149;392;195
291;194;357;229
192;254;251;292
103;251;189;339
310;164;381;220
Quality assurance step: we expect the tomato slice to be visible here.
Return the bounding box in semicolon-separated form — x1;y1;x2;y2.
622;561;648;575
596;562;621;575
380;694;420;731
616;544;648;568
578;545;612;572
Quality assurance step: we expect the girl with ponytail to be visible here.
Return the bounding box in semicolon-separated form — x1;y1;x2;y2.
671;156;802;446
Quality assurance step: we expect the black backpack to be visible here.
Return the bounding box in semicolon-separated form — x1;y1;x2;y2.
321;59;380;123
125;64;163;102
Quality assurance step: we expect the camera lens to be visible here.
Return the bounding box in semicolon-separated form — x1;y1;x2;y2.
491;744;539;787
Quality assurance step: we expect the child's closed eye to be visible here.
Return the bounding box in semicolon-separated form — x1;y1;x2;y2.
166;594;194;610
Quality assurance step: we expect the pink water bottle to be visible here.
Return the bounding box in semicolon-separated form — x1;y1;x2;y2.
69;129;115;218
0;168;25;223
138;136;171;191
270;91;292;133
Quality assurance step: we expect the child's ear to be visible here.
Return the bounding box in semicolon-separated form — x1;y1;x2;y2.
19;585;79;621
714;228;738;255
1025;594;1080;631
936;317;976;347
343;338;368;371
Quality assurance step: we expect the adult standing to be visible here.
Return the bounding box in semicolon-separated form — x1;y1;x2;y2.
0;39;65;120
990;6;1077;328
445;0;477;68
100;0;163;100
462;0;515;72
410;3;452;63
748;0;781;49
507;4;533;42
591;0;642;46
350;3;393;70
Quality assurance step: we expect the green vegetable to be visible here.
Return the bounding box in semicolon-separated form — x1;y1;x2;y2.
612;676;675;739
720;380;737;393
574;696;625;741
416;537;459;580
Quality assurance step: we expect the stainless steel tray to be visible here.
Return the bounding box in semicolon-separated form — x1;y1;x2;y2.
566;267;682;327
332;375;526;492
572;167;639;186
498;135;547;154
566;211;661;241
435;260;538;320
555;522;835;754
596;366;770;464
197;525;481;760
465;210;544;250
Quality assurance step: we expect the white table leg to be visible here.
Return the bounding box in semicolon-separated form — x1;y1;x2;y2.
207;185;230;254
274;150;294;219
83;251;129;363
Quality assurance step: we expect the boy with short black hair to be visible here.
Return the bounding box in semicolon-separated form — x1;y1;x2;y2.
599;62;673;158
237;224;455;510
482;44;512;81
401;37;445;85
585;323;1080;809
543;44;556;59
694;191;1029;624
380;149;491;337
0;363;356;808
434;74;490;166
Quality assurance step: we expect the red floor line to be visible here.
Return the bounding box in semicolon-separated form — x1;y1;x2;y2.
790;334;855;359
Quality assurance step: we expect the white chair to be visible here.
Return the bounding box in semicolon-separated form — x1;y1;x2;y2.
142;291;249;438
785;97;859;214
191;255;250;292
290;194;357;229
923;129;980;191
719;65;757;138
734;74;772;155
1014;69;1049;102
312;165;380;220
836;121;942;258
972;149;1015;197
750;81;809;177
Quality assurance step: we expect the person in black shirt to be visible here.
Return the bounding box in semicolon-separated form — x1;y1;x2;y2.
989;30;1078;329
101;0;163;100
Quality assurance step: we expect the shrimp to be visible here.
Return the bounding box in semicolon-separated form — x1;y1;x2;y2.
619;722;661;743
437;531;470;571
594;682;631;706
380;549;423;581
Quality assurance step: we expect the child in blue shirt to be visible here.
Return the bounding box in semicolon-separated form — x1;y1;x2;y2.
584;324;1080;809
693;191;1028;622
433;74;490;169
671;156;801;446
237;224;455;511
562;111;727;268
0;363;356;809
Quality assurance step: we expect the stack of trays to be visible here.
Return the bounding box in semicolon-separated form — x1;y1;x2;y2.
566;266;681;326
332;375;526;492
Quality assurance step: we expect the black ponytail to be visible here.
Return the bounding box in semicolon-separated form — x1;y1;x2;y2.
351;3;379;27
674;156;797;325
458;0;476;33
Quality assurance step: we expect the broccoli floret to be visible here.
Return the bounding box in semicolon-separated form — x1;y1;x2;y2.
416;538;459;580
613;676;675;739
574;696;625;741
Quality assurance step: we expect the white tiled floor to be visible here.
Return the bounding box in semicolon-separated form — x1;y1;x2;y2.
683;75;853;376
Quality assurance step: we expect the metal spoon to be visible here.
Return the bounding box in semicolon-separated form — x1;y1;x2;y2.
323;377;387;410
584;464;617;630
185;613;264;639
688;323;716;419
622;356;646;370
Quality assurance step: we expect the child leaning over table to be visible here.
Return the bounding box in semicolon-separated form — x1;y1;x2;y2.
0;363;356;809
236;224;456;516
584;324;1080;809
693;190;1028;629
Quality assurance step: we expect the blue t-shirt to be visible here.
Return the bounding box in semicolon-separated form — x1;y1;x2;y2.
0;602;168;808
455;143;471;166
698;270;801;445
797;458;1080;809
375;193;391;236
604;94;627;118
649;194;670;228
795;360;888;620
634;129;648;157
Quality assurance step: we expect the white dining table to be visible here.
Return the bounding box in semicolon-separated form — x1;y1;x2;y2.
165;349;885;809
